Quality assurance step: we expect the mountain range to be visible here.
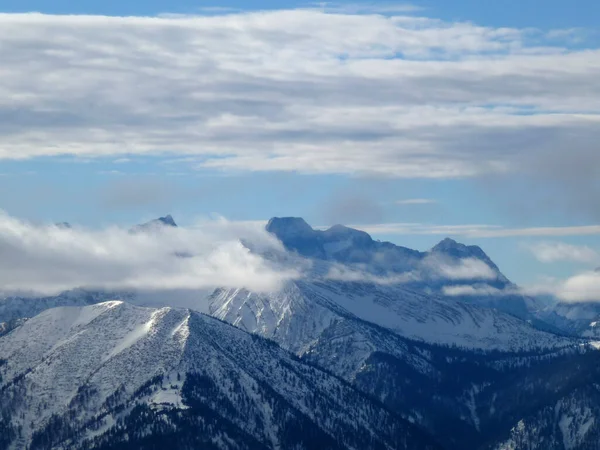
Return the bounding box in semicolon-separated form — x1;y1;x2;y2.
2;216;600;450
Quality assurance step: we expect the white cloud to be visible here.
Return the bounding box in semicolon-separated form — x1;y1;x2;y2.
557;271;600;303
453;270;600;303
396;198;437;205
443;284;506;297
438;272;600;303
440;270;600;303
310;2;424;14
425;257;498;280
0;11;597;180
0;212;298;296
351;223;600;238
526;241;599;264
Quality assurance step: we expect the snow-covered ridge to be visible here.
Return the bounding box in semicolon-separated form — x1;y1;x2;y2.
0;301;440;450
210;279;576;354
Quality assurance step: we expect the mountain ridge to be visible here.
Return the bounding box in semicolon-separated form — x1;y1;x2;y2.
0;301;441;450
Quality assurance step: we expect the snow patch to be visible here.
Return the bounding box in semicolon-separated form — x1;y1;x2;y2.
103;308;164;361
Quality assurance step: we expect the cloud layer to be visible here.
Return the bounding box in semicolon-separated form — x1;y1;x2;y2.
0;10;598;183
0;212;298;296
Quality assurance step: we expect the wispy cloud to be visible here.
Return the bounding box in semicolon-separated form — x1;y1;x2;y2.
322;255;497;285
424;256;498;280
351;223;600;238
396;198;437;205
443;284;506;297
525;241;599;264
308;2;424;14
324;263;418;284
195;6;241;13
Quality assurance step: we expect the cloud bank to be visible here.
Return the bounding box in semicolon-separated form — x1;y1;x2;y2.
558;271;600;303
0;10;598;184
0;212;298;296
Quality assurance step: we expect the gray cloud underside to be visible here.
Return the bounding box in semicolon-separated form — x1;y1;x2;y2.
0;11;598;180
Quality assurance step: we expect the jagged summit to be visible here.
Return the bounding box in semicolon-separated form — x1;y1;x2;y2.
431;237;484;255
157;214;177;227
132;214;178;232
264;218;516;300
431;237;497;268
431;237;461;251
323;224;373;242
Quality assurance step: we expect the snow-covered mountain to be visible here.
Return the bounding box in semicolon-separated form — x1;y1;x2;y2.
265;217;424;272
207;217;574;353
209;280;573;353
4;215;600;449
206;217;600;449
0;302;440;450
266;217;541;320
208;279;600;449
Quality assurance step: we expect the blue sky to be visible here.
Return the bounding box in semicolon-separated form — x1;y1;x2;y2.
0;1;599;287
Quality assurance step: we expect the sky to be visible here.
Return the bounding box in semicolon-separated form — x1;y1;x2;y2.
0;1;599;288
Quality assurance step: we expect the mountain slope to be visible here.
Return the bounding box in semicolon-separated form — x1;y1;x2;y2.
0;302;440;450
210;279;575;353
488;359;600;450
208;279;600;450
